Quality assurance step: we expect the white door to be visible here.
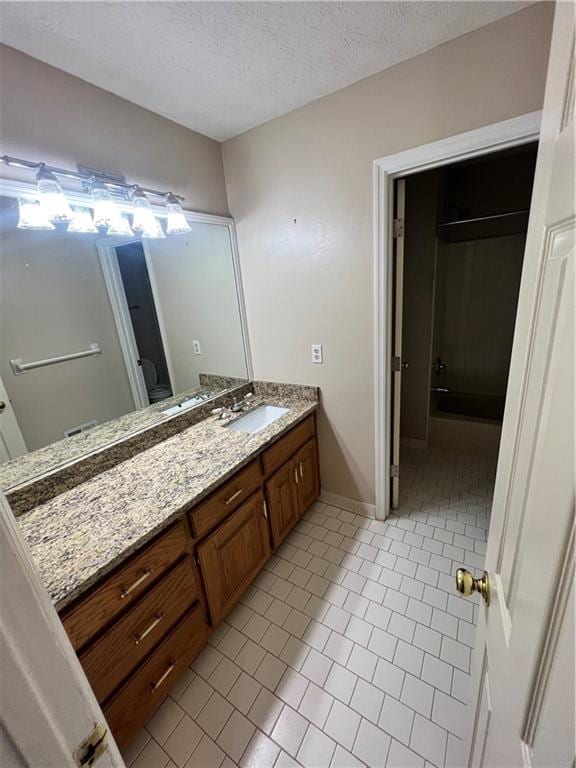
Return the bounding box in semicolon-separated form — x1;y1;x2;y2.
0;494;125;767
391;178;406;509
0;375;27;463
466;5;575;767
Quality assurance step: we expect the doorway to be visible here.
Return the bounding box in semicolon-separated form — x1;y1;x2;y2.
391;142;538;508
373;111;541;519
114;242;174;406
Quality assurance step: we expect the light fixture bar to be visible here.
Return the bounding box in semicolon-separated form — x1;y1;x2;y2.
0;155;185;202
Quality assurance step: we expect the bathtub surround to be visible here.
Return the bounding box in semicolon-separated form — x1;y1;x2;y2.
222;3;553;507
3;381;317;515
16;386;319;609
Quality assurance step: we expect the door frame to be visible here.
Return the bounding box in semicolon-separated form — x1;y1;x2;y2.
98;236;151;409
372;111;542;520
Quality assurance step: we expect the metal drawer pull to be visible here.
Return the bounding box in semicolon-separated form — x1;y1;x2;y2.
134;613;164;645
119;568;153;599
294;467;299;484
149;660;177;693
299;461;304;479
224;489;243;505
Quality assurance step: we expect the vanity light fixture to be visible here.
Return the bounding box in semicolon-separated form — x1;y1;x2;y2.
131;187;165;239
36;164;73;222
165;193;192;234
67;206;99;234
2;155;188;239
17;198;55;230
90;182;120;229
107;213;134;237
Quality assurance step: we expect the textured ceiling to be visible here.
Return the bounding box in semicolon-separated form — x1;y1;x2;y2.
0;1;532;141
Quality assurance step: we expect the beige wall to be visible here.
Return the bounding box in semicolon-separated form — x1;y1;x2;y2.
222;4;553;505
0;200;135;450
0;44;233;451
147;224;249;391
0;45;229;216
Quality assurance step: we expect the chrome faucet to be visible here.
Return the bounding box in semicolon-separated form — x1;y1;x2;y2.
231;393;254;413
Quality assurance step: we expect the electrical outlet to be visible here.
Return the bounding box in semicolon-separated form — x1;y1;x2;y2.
311;344;323;364
192;340;202;355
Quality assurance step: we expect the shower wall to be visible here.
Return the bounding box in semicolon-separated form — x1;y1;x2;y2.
432;233;525;397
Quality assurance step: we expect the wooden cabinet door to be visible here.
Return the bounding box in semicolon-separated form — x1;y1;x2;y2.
294;439;319;515
266;460;300;549
198;492;270;625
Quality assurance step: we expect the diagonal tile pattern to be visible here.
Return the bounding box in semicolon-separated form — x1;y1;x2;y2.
123;448;495;768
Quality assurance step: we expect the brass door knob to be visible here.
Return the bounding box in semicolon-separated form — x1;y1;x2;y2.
455;568;490;606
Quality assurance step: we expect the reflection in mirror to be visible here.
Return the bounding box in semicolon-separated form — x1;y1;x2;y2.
0;193;250;479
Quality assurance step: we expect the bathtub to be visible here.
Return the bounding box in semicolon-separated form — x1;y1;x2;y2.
429;392;504;459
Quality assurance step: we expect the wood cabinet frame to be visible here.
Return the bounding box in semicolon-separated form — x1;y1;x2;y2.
59;411;320;747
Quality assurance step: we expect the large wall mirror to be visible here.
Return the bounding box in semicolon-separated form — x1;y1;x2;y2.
0;186;252;486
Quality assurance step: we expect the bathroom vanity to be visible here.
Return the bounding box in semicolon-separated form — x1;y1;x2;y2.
12;385;320;747
0;177;322;748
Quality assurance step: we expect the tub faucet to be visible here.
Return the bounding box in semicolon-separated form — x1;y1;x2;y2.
433;357;447;375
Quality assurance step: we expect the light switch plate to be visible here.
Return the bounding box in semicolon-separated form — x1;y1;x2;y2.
311;344;323;364
192;340;202;355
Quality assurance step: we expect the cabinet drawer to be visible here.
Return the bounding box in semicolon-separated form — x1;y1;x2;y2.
190;459;263;538
104;606;207;747
80;558;199;703
262;415;315;476
62;521;188;651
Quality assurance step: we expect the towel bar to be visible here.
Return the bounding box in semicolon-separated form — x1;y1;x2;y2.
10;343;101;375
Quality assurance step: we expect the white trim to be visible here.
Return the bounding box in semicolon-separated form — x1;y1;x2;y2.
319;489;376;519
373;111;541;520
97;237;150;409
228;222;254;382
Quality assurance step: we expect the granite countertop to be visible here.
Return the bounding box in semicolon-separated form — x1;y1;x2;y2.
17;391;318;611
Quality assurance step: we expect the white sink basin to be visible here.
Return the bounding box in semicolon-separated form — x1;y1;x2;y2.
227;405;289;434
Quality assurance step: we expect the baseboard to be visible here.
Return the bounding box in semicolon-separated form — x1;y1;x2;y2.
400;437;428;449
319;489;376;519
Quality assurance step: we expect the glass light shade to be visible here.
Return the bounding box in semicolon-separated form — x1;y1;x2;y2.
17;198;55;230
165;196;191;234
37;177;73;222
107;213;134;237
67;207;98;234
132;193;165;238
91;186;118;228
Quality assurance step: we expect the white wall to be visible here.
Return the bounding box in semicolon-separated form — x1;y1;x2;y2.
222;3;553;505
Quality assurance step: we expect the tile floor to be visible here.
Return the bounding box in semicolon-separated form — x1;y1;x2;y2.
121;448;496;768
